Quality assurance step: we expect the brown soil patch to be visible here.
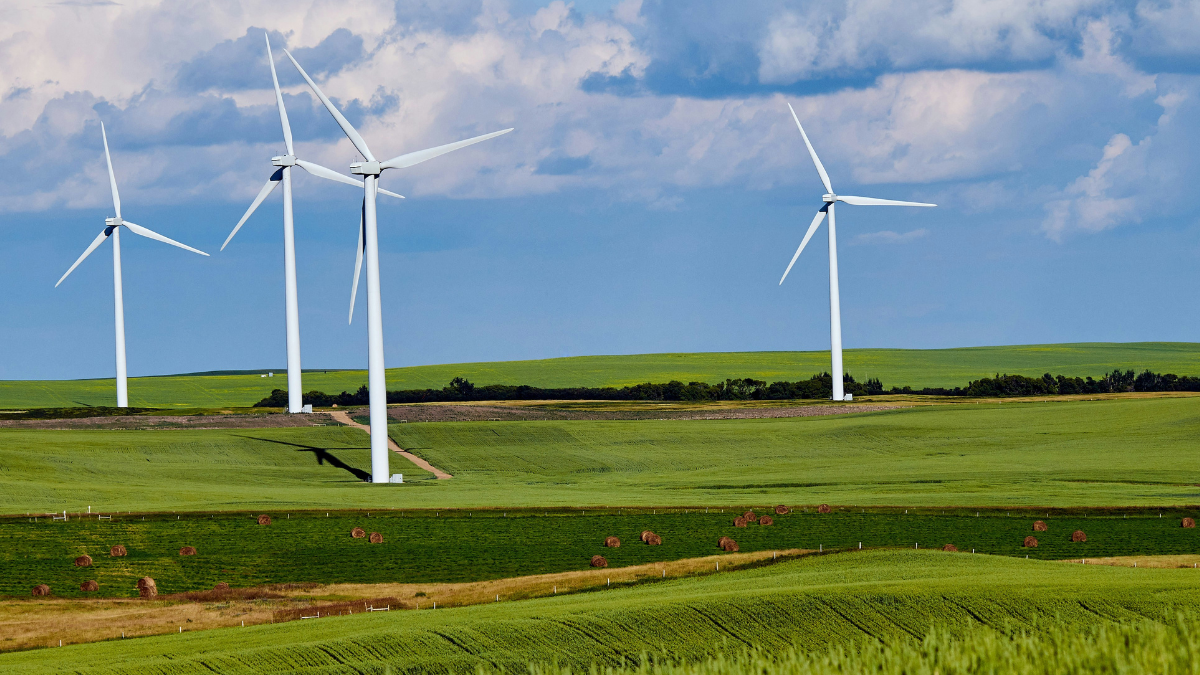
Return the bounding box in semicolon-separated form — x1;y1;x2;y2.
604;536;620;548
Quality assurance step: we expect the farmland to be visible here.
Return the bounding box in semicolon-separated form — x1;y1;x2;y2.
3;549;1200;673
1;342;1198;409
2;395;1199;513
2;507;1198;599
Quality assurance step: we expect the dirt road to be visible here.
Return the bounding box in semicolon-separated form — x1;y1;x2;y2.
328;410;453;479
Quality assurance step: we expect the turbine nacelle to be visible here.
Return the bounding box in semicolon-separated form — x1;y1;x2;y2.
822;193;837;203
271;155;297;167
104;217;123;228
350;161;382;176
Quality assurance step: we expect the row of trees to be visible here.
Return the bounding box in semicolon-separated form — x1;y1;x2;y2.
253;369;1199;407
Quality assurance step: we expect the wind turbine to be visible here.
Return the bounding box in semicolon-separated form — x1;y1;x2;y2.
778;102;935;401
220;33;402;414
56;122;209;407
284;48;512;483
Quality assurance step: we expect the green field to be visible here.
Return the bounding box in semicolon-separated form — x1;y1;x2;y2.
3;550;1199;673
2;396;1199;513
2;342;1198;408
3;507;1197;599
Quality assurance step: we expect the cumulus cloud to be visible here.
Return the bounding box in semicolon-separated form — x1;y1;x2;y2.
852;228;930;245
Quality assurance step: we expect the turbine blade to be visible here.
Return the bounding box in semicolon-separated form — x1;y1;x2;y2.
56;229;111;287
380;128;513;170
349;200;365;324
378;187;405;199
779;206;827;286
123;221;209;256
265;33;294;156
787;102;833;194
283;49;375;162
837;195;937;207
295;159;364;189
222;170;283;250
101;122;121;219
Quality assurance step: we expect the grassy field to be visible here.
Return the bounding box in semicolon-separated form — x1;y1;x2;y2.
2;342;1198;408
3;550;1200;673
2;396;1199;513
3;507;1198;599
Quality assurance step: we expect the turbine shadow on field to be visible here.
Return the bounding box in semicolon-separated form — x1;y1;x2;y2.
234;435;371;482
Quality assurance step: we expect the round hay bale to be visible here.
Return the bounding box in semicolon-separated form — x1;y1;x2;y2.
817;504;831;514
733;516;748;528
590;555;608;568
1071;530;1087;543
137;577;157;599
257;514;272;526
1183;517;1196;529
80;580;99;592
759;516;774;526
604;536;621;548
641;530;653;543
774;505;790;515
1023;536;1038;548
369;532;383;544
1033;520;1048;532
74;554;93;567
646;533;662;546
351;527;366;539
110;545;127;557
179;546;197;556
717;536;733;549
742;510;758;523
942;544;958;552
31;584;50;597
722;539;739;552
214;582;230;591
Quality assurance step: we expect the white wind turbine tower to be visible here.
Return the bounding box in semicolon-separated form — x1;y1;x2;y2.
56;123;209;407
284;49;512;483
778;103;935;401
220;33;402;414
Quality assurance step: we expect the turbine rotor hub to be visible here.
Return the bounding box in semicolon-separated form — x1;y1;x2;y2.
271;154;297;167
350;161;382;176
822;193;837;203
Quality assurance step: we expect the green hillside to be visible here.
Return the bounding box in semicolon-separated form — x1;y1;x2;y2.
2;396;1198;513
3;550;1198;674
2;342;1198;409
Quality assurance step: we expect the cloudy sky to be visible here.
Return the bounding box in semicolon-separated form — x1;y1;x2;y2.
2;0;1198;380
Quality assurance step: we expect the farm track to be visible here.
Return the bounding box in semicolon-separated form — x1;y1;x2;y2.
329;411;452;479
0;548;805;653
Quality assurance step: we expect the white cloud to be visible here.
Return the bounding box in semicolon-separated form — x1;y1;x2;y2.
1042;133;1144;240
852;228;929;245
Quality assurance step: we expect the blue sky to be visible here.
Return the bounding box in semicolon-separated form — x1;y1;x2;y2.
2;0;1199;380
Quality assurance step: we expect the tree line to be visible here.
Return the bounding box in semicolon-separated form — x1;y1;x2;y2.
253;368;1199;408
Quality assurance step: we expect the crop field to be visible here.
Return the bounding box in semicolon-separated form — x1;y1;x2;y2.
3;550;1200;674
2;396;1199;513
1;342;1198;408
2;507;1198;599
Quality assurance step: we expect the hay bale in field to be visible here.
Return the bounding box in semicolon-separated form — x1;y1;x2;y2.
733;516;748;528
759;516;774;526
1033;520;1048;532
110;545;127;557
74;554;93;567
214;582;230;591
604;536;621;548
743;510;758;523
257;514;272;526
1072;530;1087;543
369;532;383;544
590;555;608;568
775;505;790;515
179;546;197;556
80;580;99;592
718;536;733;549
351;527;366;539
1023;536;1038;548
721;538;739;552
1183;518;1196;529
942;544;958;552
641;530;653;543
817;504;831;514
32;584;50;597
646;533;662;546
137;577;157;599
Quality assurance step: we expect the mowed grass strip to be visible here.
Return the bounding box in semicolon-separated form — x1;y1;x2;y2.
2;396;1200;512
3;508;1198;599
3;342;1199;408
4;550;1200;674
